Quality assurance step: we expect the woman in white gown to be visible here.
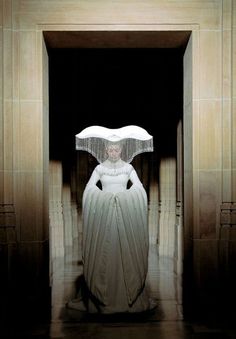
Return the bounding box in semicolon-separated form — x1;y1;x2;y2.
74;126;154;314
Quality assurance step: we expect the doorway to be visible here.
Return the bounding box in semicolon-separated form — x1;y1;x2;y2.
44;30;192;321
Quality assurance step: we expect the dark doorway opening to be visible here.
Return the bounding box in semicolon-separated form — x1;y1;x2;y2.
48;47;184;322
49;47;183;172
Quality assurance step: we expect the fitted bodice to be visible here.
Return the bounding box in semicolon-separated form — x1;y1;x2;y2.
96;161;133;193
100;173;129;193
84;160;143;195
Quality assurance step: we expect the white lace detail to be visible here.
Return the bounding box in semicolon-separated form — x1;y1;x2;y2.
95;162;133;177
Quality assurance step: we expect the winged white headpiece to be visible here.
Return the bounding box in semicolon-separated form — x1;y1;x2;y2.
75;125;153;163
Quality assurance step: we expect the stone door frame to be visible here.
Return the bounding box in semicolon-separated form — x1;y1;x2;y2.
40;24;198;303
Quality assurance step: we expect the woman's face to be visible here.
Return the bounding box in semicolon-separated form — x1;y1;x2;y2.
106;144;122;161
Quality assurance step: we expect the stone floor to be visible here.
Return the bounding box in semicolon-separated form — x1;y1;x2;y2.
4;241;236;338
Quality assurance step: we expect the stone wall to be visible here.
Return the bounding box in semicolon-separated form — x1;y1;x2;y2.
0;0;236;321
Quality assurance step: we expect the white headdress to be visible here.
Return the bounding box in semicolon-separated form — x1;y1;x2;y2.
75;125;153;163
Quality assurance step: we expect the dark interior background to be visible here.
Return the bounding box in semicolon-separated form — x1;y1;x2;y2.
48;48;183;185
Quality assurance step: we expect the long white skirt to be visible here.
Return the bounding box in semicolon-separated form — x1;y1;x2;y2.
82;185;151;313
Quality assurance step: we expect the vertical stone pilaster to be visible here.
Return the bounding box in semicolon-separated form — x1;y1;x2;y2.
0;0;18;303
148;177;159;245
222;0;233;202
215;1;236;320
182;32;194;317
232;0;236;202
0;0;3;205
62;184;73;249
175;201;183;275
158;157;176;258
70;166;79;240
3;0;14;210
174;120;183;275
49;161;64;261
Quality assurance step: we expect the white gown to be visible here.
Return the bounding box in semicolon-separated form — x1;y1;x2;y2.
82;159;151;313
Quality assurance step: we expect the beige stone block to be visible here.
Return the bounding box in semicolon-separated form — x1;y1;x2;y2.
49;160;62;186
233;28;236;98
233;169;236;202
192;100;199;169
3;28;12;100
42;34;48;92
0;99;3;168
3;0;12;28
192;30;200;101
40;23;198;34
12;100;20;170
50;186;62;202
19;30;39;100
14;171;44;241
17;7;92;30
199;100;222;170
222;99;232;169
0;1;2;27
19;101;42;171
0;170;4;203
0;29;2;100
222;30;232;99
159;157;176;257
193;169;200;239
13;30;19;99
199;30;221;99
222;169;232;203
198;170;221;239
184;34;192;107
183;101;192;171
42;37;49;170
3;100;13;170
223;0;233;29
17;1;221;29
183;169;193;243
12;0;20;29
187;3;220;30
17;11;39;30
43;102;49;168
3;171;13;203
36;30;43;101
233;99;236;169
234;1;236;28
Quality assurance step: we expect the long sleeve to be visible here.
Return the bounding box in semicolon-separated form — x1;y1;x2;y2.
82;167;100;206
129;168;143;188
86;167;100;188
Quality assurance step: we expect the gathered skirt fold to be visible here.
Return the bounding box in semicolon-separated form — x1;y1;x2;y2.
82;185;149;311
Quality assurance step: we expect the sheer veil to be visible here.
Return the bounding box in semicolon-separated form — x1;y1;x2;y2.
75;125;153;163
